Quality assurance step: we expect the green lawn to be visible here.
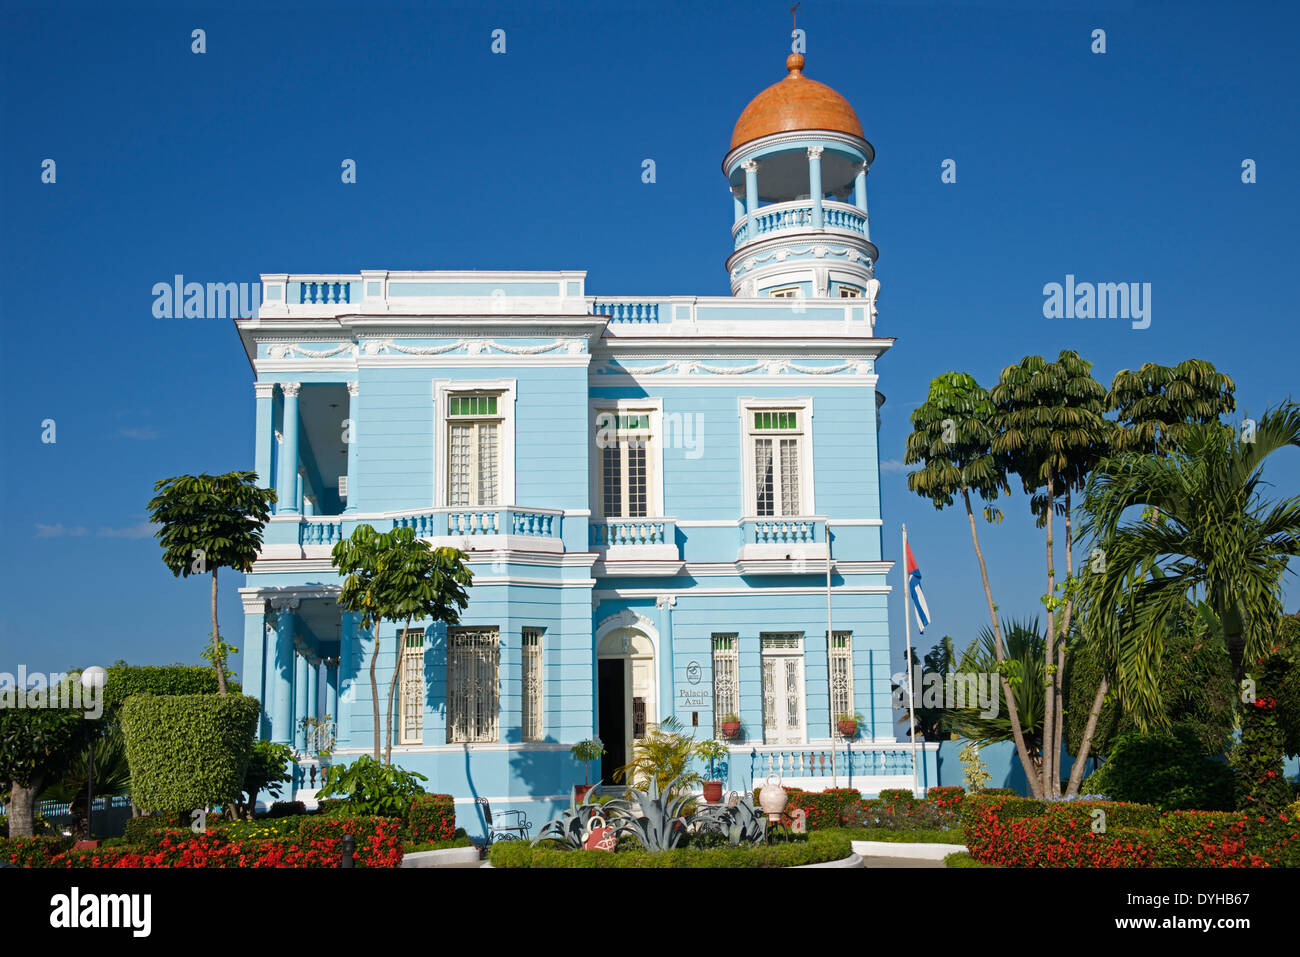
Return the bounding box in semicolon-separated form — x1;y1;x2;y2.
944;851;996;868
827;826;965;845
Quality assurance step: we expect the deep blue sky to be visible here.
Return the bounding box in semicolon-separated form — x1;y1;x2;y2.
2;0;1297;684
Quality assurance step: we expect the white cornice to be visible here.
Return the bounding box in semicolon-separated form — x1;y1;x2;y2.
723;129;875;174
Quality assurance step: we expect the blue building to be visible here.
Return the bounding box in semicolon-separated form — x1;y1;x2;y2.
234;50;938;831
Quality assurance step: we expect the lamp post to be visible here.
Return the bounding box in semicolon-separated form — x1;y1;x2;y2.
80;666;107;840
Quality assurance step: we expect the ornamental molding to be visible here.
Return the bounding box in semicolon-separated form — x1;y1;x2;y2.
595;608;658;640
362;337;585;357
733;244;874;277
655;595;677;609
281;381;301;397
261;337;588;360
593;357;872;377
346;381;360;397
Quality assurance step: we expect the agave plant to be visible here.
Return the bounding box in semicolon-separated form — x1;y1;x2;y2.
694;793;767;846
613;774;694;852
532;785;624;850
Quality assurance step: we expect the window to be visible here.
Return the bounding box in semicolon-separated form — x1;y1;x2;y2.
712;634;738;737
760;633;804;745
768;286;800;298
447;627;500;743
399;629;426;745
749;408;804;517
596;411;652;518
828;631;853;728
447;393;501;507
838;286;861;298
522;627;544;742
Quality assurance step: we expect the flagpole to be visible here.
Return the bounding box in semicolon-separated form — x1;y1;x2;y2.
826;522;836;789
902;523;920;796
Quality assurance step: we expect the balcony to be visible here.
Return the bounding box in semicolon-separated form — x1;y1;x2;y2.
731;199;869;250
736;516;828;572
738;743;938;795
262;506;565;560
589;517;679;566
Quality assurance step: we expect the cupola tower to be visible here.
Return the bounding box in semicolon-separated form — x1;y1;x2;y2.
723;52;878;310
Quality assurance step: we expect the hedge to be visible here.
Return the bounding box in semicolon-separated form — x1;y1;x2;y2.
489;830;851;868
406;794;456;844
120;694;259;812
0;836;65;867
5;816;404;868
961;794;1300;867
751;786;863;830
104;665;239;711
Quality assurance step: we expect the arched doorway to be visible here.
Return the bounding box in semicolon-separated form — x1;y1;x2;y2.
596;625;657;786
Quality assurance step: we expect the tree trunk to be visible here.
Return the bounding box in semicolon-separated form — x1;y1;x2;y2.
8;779;41;838
384;616;412;765
963;487;1041;797
211;567;228;695
1066;677;1108;797
369;624;381;761
1042;472;1057;798
1053;484;1074;797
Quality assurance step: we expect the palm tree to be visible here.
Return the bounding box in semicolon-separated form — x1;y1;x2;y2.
1076;404;1300;734
903;373;1041;790
1108;359;1236;525
945;618;1047;759
147;471;277;694
1108;359;1236;454
990;351;1111;797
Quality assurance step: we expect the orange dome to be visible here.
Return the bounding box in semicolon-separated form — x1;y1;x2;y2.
730;53;864;151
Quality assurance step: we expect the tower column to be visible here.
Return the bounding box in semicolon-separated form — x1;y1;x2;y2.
854;163;868;216
808;146;824;228
743;160;759;233
294;650;309;751
278;382;301;514
345;381;360;512
731;186;745;224
269;598;299;745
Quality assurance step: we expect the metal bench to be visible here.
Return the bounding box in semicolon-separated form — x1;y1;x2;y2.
475;797;532;844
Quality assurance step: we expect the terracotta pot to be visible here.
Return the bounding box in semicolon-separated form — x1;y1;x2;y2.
838;720;859;738
574;784;595;803
721;721;742;739
702;781;724;803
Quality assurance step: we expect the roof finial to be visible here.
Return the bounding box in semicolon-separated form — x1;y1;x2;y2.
787;3;805;74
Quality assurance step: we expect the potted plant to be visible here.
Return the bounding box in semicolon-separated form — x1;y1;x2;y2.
719;713;742;740
570;738;604;802
836;712;863;739
695;738;729;803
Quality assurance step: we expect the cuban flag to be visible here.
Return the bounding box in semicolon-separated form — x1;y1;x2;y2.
905;542;931;633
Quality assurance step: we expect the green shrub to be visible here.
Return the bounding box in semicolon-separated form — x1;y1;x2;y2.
120;694;259;812
1084;725;1235;810
123;811;192;846
0;836;67;866
267;801;306;818
239;740;293;815
1230;648;1294;816
406;794;456;844
317;755;427;817
489;830;851;868
104;665;239;711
